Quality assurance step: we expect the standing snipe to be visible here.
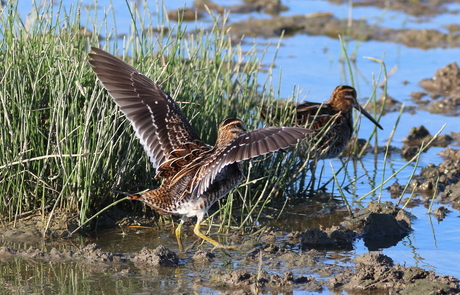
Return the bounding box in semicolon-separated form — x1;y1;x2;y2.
261;85;383;160
261;85;383;189
89;47;313;251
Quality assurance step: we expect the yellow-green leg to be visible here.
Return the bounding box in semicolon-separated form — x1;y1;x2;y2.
193;220;237;251
175;220;185;252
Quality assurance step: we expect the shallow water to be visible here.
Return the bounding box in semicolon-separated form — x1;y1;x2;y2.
8;0;460;294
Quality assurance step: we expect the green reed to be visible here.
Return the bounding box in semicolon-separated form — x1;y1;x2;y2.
0;0;316;233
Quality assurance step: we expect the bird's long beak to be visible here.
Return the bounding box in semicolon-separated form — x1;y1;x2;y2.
356;105;383;130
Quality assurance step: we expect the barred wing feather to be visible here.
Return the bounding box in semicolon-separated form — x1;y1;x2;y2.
89;47;203;169
191;127;313;198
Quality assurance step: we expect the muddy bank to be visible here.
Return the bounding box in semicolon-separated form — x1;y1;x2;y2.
195;0;288;16
1;240;458;294
0;243;129;264
224;12;460;49
330;0;456;17
1;199;459;293
0;212;78;243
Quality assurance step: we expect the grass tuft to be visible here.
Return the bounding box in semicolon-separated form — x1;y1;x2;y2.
1;0;432;236
0;0;313;232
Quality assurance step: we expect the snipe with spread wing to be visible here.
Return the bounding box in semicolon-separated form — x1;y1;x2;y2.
261;85;383;160
89;47;313;251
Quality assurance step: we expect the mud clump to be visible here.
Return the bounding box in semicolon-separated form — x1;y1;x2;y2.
418;161;460;193
79;243;127;263
431;206;452;221
343;201;414;235
401;125;453;159
419;62;460;95
214;269;322;293
0;243;127;263
330;0;450;17
179;0;288;20
444;182;460;204
393;148;460;202
329;253;460;294
343;202;413;250
167;8;204;22
288;226;356;250
403;126;452;147
440;148;460;160
133;245;179;267
416;62;460;115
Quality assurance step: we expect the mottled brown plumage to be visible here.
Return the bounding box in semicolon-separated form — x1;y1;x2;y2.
261;85;383;160
89;47;313;251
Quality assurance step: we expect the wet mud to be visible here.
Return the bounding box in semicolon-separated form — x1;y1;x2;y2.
1;198;459;293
